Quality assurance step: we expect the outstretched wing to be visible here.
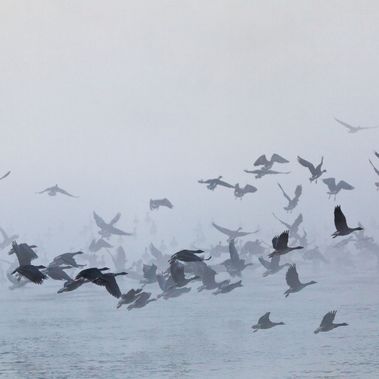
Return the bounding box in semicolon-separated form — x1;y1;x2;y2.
297;156;316;175
277;231;289;250
271;154;289;164
294;185;302;199
337;180;354;191
292;214;303;230
258;256;271;270
0;171;11;180
37;187;52;194
170;261;185;284
258;312;270;324
277;183;291;202
286;264;301;288
323;178;336;191
334;206;348;231
93;212;107;229
254;155;269;167
110;213;121;225
334;118;355;131
242;184;257;193
216;179;235;188
56;187;78;197
228;239;239;263
369;160;379;176
161;198;173;208
320;310;336;327
212;222;233;236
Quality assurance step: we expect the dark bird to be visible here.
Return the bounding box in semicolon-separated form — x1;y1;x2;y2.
277;183;302;212
268;231;303;258
169;249;210;264
0;170;11;180
368;159;379;190
334;117;379;134
222;239;253;276
93;272;128;298
332;206;363;238
51;251;85;268
251;312;285;332
314;310;348;334
244;168;290;179
170;261;198;287
12;265;47;284
284;264;317;297
322;178;354;200
198;176;234;191
156;273;190;299
141;263;157;284
253;154;289;170
89;238;113;252
0;227;19;250
37;184;78;198
212;222;258;242
93;212;132;239
75;267;110;281
297;156;326;183
149;198;174;210
258;255;290;277
57;278;87;293
44;265;72;281
127;292;156;310
234;184;257;199
213;280;242;295
117;288;143;308
9;241;38;266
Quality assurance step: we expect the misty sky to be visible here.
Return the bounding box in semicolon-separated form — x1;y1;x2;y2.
1;1;379;255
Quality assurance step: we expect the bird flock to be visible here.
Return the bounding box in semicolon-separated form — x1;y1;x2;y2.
1;118;378;336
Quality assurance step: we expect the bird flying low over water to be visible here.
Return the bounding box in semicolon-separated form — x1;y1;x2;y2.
314;310;348;334
268;231;303;258
212;222;259;242
297;156;326;183
251;312;285;332
234;184;257;199
89;238;113;252
277;183;302;212
284;264;317;297
12;264;47;284
169;249;210;264
258;255;290;277
198;176;234;191
9;241;38;266
334;117;379;134
117;288;143;308
50;251;85;268
254;154;289;170
332;206;363;238
37;184;78;198
93;212;133;239
322;178;354;200
149;198;173;210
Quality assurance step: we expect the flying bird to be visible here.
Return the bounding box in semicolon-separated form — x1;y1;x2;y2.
9;241;38;266
117;288;143;308
37;184;78;198
268;231;303;258
251;312;285;332
198;176;234;191
253;154;289;170
212;222;258;242
322;178;354;200
234;184;257;199
334;117;379;134
93;212;132;239
297;156;326;183
284;264;317;297
149;198;174;210
272;213;303;241
244;168;290;179
89;238;113;252
127;292;156;310
277;183;302;212
50;252;85;268
314;310;348;334
169;249;210;264
332;206;363;238
12;265;47;284
258;255;290;277
93;271;128;298
222;239;253;276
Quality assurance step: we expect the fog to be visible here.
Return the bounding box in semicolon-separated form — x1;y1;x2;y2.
1;2;379;378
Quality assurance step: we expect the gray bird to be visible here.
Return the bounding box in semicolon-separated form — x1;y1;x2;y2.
150;198;174;210
252;312;285;332
198;176;234;191
314;310;348;333
332;206;363;238
297;156;326;183
335;117;379;134
283;264;317;297
254;154;289;170
37;184;78;198
322;178;354;200
277;183;302;212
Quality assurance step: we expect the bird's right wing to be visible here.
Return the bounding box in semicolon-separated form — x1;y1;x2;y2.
334;206;348;231
320;310;336;327
93;212;107;229
212;222;233;236
297;156;316;174
258;256;271;270
277;183;291;202
334;118;355;131
322;178;336;191
286;264;300;288
258;312;270;324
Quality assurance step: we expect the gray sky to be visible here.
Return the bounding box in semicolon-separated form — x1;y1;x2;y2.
1;1;379;254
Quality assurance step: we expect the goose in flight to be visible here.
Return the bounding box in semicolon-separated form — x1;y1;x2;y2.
213;280;242;295
170;260;198;287
332;206;363;238
268;231;303;258
43;265;72;281
244;167;290;179
93;211;133;239
253;154;289;170
197;263;230;292
0;227;19;250
9;241;38;266
314;310;348;333
93;271;128;298
169;249;210;264
284;264;317;297
57;278;87;293
149;198;174;210
156;273;191;299
0;170;11;181
234;184;257;199
50;251;85;268
12;264;47;284
212;222;259;242
198;176;234;191
322;178;354;200
75;267;110;281
222;239;253;276
258;255;290;277
297;156;326;182
127;291;156;310
251;312;285;332
277;183;302;212
335;117;379;134
117;288;143;308
37;184;78;198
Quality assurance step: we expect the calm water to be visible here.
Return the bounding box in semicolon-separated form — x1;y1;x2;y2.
0;262;378;379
